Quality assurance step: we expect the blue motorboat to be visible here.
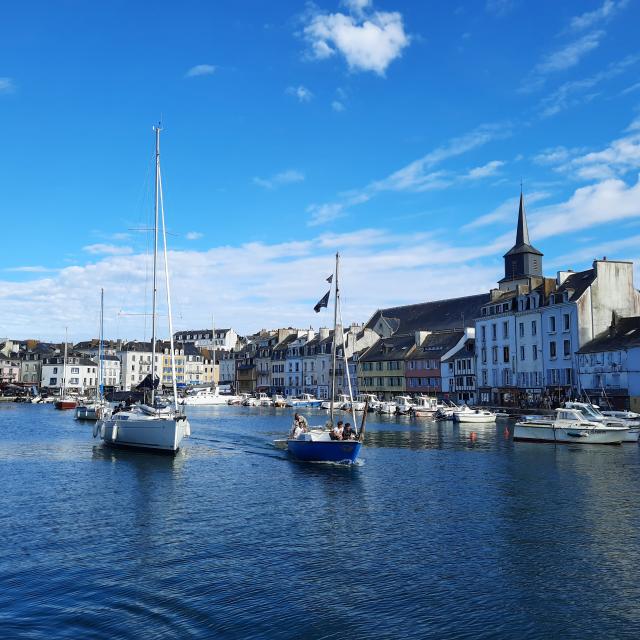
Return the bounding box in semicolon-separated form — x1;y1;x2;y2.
286;433;362;463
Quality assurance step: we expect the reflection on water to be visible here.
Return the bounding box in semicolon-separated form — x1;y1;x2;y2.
0;403;639;639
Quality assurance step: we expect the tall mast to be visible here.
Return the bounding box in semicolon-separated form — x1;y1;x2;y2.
329;252;339;425
158;148;179;411
61;327;68;399
150;124;161;405
212;314;216;388
97;288;104;402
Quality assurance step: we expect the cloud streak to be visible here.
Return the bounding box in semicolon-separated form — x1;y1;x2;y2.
185;64;216;77
253;169;305;190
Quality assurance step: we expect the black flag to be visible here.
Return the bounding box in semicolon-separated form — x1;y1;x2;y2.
314;290;330;313
326;274;333;284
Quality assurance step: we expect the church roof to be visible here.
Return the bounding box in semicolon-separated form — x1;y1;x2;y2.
503;192;543;258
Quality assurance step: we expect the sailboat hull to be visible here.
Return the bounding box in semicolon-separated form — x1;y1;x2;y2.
99;415;189;453
287;438;361;463
54;400;77;410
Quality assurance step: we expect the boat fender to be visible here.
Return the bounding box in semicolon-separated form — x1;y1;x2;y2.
100;422;106;439
93;421;100;438
112;423;118;441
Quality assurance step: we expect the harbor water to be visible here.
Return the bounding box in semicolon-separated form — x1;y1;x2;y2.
1;403;639;639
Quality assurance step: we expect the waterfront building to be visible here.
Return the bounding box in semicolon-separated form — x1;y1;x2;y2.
285;331;314;397
0;354;22;384
236;342;258;394
404;330;464;398
441;329;476;405
255;328;298;394
173;328;239;352
475;192;640;405
358;334;413;400
118;341;161;391
576;315;640;411
162;342;203;387
40;354;97;393
271;334;296;394
218;349;238;387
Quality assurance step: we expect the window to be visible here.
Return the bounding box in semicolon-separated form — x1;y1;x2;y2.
49;378;57;386
519;322;524;338
563;313;570;331
520;346;525;361
491;324;497;340
70;378;79;385
550;341;556;358
482;370;488;385
503;322;509;339
71;367;79;374
533;345;538;360
563;340;571;357
532;320;537;336
549;316;556;332
492;346;498;364
53;367;58;374
503;346;510;363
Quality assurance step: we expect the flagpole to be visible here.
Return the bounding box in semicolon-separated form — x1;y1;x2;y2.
329;252;339;426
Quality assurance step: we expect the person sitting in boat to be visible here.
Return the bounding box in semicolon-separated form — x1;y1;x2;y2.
291;413;309;438
330;421;344;440
343;423;355;440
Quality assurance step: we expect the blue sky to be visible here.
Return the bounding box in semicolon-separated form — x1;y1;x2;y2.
1;0;640;340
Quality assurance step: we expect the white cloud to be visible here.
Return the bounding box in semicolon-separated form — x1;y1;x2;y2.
342;0;372;13
306;122;509;225
83;244;133;256
537;54;640;117
332;100;346;112
303;3;410;75
307;203;345;226
0;77;15;93
569;0;628;32
185;64;216;78
464;160;505;180
185;232;203;240
0;229;508;339
253;169;305;190
4;266;55;273
530;175;640;240
286;85;313;102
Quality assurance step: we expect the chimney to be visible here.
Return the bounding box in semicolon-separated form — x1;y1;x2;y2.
556;270;573;285
319;327;330;340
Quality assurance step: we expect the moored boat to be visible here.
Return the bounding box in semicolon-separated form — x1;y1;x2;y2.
514;407;628;444
453;405;496;423
565;401;640;443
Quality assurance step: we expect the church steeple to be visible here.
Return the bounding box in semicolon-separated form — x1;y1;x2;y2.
515;190;530;246
499;189;543;287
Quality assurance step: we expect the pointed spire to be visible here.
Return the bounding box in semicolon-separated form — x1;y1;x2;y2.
515;189;530;246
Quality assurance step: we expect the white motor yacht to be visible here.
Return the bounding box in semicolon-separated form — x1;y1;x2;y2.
181;387;230;406
413;395;438;417
257;392;273;407
515;407;628;444
565;401;639;442
377;401;397;415
453;405;497;423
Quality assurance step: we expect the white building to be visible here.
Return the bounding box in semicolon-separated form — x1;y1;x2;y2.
577;316;640;411
118;341;161;391
174;328;239;352
41;355;98;393
285;331;314;397
441;328;476;405
475;192;640;405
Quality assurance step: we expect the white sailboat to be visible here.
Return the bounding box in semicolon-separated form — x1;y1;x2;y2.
97;125;190;453
76;289;108;421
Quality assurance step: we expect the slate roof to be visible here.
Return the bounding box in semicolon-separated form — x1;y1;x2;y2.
556;269;596;301
359;334;416;362
366;293;490;335
273;334;297;352
407;330;464;360
577;316;640;354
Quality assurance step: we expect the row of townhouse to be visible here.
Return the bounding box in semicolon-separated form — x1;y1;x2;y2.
221;325;378;398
